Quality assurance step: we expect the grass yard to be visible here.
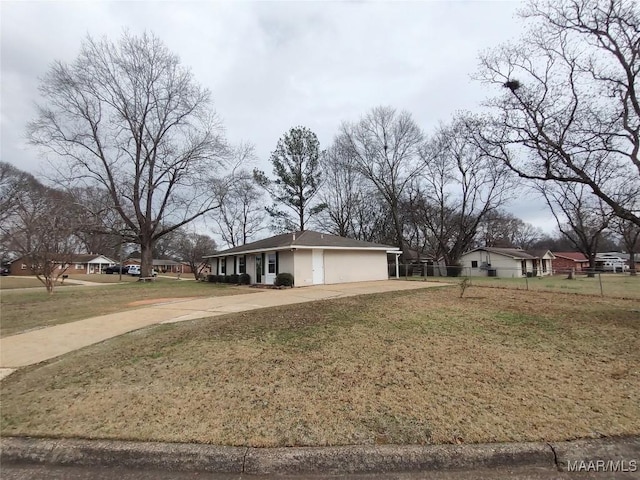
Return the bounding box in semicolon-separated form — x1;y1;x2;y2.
0;274;139;290
2;285;638;447
0;279;250;337
414;273;640;300
0;276;63;290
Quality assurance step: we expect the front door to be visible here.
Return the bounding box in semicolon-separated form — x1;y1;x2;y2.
312;249;324;285
255;255;262;283
265;252;277;285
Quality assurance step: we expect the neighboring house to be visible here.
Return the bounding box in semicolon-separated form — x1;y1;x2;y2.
551;252;590;273
204;230;400;286
124;258;192;274
8;254;116;276
595;252;632;272
459;247;555;278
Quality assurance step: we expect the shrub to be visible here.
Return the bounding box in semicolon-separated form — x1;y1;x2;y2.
206;274;216;283
274;272;294;287
229;274;240;284
239;273;251;285
224;275;231;283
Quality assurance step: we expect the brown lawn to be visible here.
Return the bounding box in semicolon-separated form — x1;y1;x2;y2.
0;280;250;337
1;285;638;447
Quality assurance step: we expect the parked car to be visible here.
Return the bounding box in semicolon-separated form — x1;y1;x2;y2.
0;267;10;276
104;265;129;274
128;265;157;277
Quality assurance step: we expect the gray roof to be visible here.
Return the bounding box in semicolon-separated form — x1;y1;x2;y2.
127;258;183;266
464;247;539;260
208;230;397;257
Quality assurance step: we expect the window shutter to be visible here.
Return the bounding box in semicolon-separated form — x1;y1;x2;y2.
275;251;279;274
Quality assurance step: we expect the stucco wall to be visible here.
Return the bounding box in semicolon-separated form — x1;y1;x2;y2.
245;255;256;283
460;251;522;278
293;249;314;286
323;250;388;284
278;251;294;277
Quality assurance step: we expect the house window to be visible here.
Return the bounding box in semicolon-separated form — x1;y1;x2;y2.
268;253;276;274
238;256;246;274
21;264;26;270
220;258;226;275
542;260;547;272
75;264;83;270
521;260;527;274
471;261;478;268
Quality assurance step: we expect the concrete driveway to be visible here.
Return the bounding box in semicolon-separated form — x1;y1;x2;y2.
0;280;448;370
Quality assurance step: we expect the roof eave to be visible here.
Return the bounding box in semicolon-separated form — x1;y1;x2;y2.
205;245;399;258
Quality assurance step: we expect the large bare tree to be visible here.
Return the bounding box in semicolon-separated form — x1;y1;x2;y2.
477;0;640;227
337;106;424;255
28;32;228;277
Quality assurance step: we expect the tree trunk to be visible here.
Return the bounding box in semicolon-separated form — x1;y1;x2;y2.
587;255;596;278
630;252;637;276
141;240;154;277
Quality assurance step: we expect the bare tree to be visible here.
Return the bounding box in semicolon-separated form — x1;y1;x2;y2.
213;171;266;248
410;115;512;274
254;126;325;233
477;0;639;227
538;182;614;276
338;106;424;255
1;180;79;293
314;142;365;237
174;230;217;279
28;32;228;277
69;186;126;259
0;162;34;226
612;217;640;275
477;209;544;249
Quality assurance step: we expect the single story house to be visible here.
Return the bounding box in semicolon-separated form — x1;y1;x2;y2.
125;258;193;274
459;247;555;278
551;252;590;273
8;254;116;276
204;230;400;286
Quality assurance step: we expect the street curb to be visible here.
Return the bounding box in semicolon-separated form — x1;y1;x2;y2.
1;436;638;475
243;442;554;475
0;437;246;473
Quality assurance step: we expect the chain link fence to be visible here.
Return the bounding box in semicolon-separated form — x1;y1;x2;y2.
389;263;640;300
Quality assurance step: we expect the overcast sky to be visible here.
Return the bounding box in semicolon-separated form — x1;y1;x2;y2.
0;0;555;232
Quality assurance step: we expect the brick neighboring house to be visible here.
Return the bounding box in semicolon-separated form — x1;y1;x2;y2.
551;252;590;273
124;258;192;274
9;254;116;276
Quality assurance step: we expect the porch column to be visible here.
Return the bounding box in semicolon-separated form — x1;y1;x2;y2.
395;253;400;279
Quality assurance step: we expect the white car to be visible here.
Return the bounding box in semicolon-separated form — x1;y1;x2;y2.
128;266;158;277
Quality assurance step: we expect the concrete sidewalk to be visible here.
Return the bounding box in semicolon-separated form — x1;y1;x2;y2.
0;280;446;368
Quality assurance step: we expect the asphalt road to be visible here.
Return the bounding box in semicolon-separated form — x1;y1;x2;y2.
3;464;639;480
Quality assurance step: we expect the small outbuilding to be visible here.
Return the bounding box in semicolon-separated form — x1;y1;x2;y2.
204;230;400;286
